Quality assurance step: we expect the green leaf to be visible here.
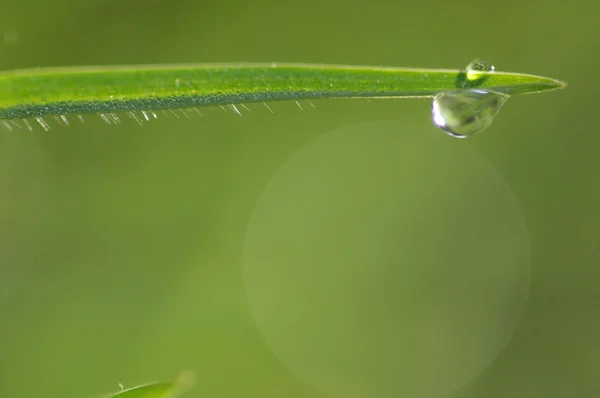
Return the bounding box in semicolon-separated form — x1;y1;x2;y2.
103;383;177;398
100;372;195;398
0;63;566;120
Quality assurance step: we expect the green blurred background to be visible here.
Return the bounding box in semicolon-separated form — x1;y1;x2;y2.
0;1;597;397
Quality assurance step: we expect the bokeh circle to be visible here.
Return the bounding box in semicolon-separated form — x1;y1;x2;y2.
243;121;530;398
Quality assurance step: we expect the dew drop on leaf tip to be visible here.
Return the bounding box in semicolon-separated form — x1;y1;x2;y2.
431;59;505;138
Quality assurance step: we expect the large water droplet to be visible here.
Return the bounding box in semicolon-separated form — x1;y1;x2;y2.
432;89;509;138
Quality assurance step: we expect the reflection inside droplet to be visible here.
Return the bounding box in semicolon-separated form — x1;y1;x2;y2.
432;89;509;138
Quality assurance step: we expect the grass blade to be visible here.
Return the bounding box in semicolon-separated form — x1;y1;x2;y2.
104;383;177;398
100;372;195;398
0;63;566;120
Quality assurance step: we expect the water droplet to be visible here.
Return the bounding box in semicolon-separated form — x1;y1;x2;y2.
432;89;508;138
456;59;496;89
465;59;495;81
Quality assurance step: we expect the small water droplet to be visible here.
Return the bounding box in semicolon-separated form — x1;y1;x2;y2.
466;59;495;81
431;89;508;138
456;59;496;89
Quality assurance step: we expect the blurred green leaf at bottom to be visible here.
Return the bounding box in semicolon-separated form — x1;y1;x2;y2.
101;372;195;398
